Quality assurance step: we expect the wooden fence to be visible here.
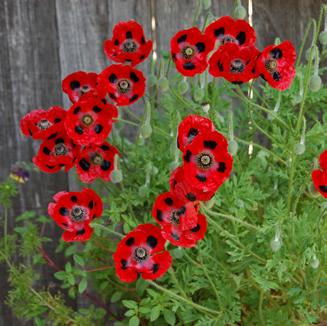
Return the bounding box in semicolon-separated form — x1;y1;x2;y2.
0;0;323;324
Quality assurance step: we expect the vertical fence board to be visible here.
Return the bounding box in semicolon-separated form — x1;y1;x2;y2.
0;0;69;324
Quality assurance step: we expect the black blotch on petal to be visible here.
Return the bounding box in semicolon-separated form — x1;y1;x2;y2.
164;197;174;206
196;174;207;182
214;27;224;38
54;118;61;123
183;62;196;70
319;185;327;193
59;207;69;216
195;42;205;53
75;125;83;135
55;138;64;145
217;60;224;72
73;106;81;115
76;228;86;236
79;158;90;171
231;81;243;85
260;73;267;81
141;36;145;44
109;93;117;100
130;72;139;82
172;233;180;241
172;53;177;61
272;71;281;81
70;80;80;90
101;99;107;104
177;206;186;215
121;259;127;270
94;124;103;134
236;31;246;45
156;209;163;222
114;39;119;46
217;162;226;172
140;55;145;60
191;224;200;232
186;193;196;201
62;222;68;227
108;74;117;83
129;94;138;103
147;235;158;249
270;48;283;59
204;140;217;149
184;150;192;162
252;67;256;74
43;147;51;155
45;165;56;169
101;144;110;151
88;201;94;209
152;263;159;274
101;160;111;171
71;195;78;202
126;237;135;246
47;132;58;140
126;31;132;39
93;106;102;113
177;34;187;43
188;128;198;139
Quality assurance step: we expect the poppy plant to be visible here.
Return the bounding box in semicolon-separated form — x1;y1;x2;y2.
76;142;119;183
113;224;172;283
312;150;327;199
209;43;259;83
104;20;153;66
177;114;215;152
62;71;98;103
171;27;214;77
255;40;296;90
48;188;103;242
97;64;146;106
205;16;256;47
20;106;67;140
65;97;118;146
319;150;327;170
33;127;80;173
182;131;233;193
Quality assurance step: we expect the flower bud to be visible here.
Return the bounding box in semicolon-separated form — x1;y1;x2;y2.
111;169;123;183
311;255;320;269
309;74;322;92
140;124;152;139
147;74;157;87
295;143;305;155
319;30;327;45
233;4;247;19
158;76;169;92
178;79;189;94
270;237;282;252
202;0;212;10
193;88;205;102
228;140;238;155
202;102;210;113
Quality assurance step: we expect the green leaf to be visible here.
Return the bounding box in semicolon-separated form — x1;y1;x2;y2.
122;300;138;309
129;316;139;326
125;310;135;317
78;278;87;294
73;255;85;266
163;309;176;325
54;271;66;281
150;305;161;322
111;291;122;303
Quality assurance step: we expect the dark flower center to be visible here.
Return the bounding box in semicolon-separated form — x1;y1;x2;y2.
134;247;148;262
82;114;93;126
197;152;213;170
182;46;195;59
38;119;52;130
81;85;90;93
265;59;278;72
221;36;236;44
170;210;180;225
117;79;131;94
122;39;137;52
54;143;68;156
71;206;86;222
230;59;245;73
91;154;103;166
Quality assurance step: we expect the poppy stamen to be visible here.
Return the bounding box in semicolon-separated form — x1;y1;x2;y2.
54;143;68;156
37;119;52;130
117;79;131;94
71;206;86;222
230;59;245;73
122;39;138;53
134;247;148;262
197;152;213;170
82;115;93;126
182;46;195;59
91;154;103;166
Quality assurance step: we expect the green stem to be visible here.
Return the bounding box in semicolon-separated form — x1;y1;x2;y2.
147;280;221;316
169;269;187;298
91;223;124;239
4;207;8;252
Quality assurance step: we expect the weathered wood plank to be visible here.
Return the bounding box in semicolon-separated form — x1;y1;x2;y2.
0;0;70;324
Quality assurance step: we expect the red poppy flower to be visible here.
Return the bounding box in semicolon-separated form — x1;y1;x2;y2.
255;40;296;90
182;131;233;192
48;188;103;242
97;64;145;106
319;150;327;170
76;142;119;183
209;43;259;83
171;27;214;77
152;191;198;231
161;213;207;248
104;20;152;66
62;71;98;103
177;114;215;152
113;224;172;283
312;169;327;199
20;106;66;140
170;166;216;202
65;97;118;146
205;16;256;47
33;127;80;173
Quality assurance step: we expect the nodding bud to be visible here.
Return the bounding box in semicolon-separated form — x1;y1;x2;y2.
140;100;152;139
202;0;212;10
311;255;320;269
270;228;282;252
319;30;327;45
268;91;282;120
295;118;306;155
140;124;152;138
309;74;322;92
228;111;238;155
158;76;169;92
111;155;123;183
228;140;239;156
202;102;210;113
178;79;189;94
233;0;247;20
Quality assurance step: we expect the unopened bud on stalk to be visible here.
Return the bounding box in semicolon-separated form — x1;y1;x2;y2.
228;140;239;156
295;118;306;155
268;91;282;120
158;76;169;92
205;196;216;209
233;0;247;19
147;74;157;87
111;155;123;183
193;88;205;102
309;74;322;92
140;100;152;139
311;254;320;269
202;0;212;10
178;79;189;94
202;102;210;113
319;30;327;45
270;228;282;252
140;124;152;138
228;111;238;155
